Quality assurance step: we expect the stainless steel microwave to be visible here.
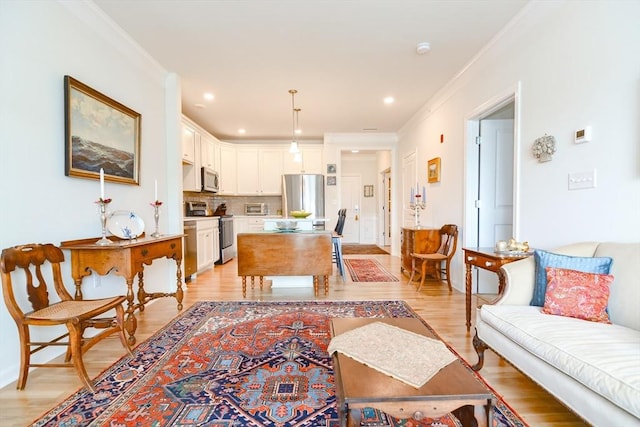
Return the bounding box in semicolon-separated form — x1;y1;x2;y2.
244;203;268;215
201;167;219;192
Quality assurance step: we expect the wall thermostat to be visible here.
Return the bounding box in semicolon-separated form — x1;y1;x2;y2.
574;126;592;144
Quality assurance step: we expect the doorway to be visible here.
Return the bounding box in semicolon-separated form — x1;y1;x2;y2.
466;98;518;294
382;169;391;246
340;174;361;243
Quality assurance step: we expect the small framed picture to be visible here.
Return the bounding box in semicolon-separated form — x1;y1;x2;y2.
364;185;374;197
428;157;441;183
327;176;336;186
327;164;337;174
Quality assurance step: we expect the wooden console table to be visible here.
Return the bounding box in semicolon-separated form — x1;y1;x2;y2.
60;234;184;344
463;247;533;331
237;231;332;297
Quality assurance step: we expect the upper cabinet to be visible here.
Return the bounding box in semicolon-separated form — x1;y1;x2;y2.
182;123;201;192
182;125;196;164
283;145;323;174
201;134;216;170
181;115;324;195
217;142;237;195
236;147;284;195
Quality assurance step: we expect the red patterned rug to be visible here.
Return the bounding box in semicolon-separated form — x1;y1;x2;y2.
30;301;526;426
344;258;400;282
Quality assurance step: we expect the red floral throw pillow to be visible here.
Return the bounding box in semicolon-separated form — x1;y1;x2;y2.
542;267;614;323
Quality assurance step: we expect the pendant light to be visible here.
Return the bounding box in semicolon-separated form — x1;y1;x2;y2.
288;89;300;154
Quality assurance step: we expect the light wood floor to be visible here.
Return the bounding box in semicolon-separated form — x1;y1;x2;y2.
0;251;588;426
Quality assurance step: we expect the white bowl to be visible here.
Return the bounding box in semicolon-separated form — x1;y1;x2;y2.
276;220;298;231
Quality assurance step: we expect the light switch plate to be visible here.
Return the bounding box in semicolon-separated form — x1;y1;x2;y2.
568;170;596;190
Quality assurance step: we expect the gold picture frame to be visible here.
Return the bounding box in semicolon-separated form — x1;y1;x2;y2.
428;157;441;183
64;75;141;185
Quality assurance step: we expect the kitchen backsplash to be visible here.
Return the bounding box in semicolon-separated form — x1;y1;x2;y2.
183;192;283;216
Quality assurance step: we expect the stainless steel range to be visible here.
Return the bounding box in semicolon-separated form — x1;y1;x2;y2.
216;216;234;264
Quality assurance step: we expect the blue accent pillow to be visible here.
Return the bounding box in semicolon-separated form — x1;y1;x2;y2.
530;249;613;306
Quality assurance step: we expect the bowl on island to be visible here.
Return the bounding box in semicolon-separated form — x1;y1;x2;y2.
290;210;311;218
276;220;298;231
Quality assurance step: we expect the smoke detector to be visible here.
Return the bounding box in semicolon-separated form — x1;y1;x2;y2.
416;42;431;55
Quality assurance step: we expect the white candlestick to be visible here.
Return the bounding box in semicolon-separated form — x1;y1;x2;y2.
100;168;105;199
154;179;158;201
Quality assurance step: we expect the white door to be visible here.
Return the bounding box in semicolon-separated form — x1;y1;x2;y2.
383;170;391;246
402;151;417;228
341;175;361;243
476;116;514;293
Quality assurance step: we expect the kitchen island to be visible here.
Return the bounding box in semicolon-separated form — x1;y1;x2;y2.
237;230;332;296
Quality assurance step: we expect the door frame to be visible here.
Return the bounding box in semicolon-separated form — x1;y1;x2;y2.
463;82;522;250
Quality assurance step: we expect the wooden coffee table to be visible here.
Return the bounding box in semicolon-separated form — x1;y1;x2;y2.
330;318;493;427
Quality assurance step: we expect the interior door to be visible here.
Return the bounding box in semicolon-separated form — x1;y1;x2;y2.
383;170;391;246
476;114;514;293
341;175;361;243
402;151;417;228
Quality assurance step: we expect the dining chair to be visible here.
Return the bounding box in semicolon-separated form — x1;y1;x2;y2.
332;209;347;280
408;224;458;292
0;243;132;392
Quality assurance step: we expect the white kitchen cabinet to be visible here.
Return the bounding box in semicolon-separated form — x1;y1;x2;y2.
218;142;237;195
260;148;284;193
201;134;216;170
182;124;201;191
196;219;216;272
182;125;195;164
236;148;259;194
236;147;283;195
232;217;248;254
283;145;323;174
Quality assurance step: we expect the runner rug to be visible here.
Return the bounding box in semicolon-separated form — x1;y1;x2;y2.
342;244;389;255
345;258;400;282
31;301;526;427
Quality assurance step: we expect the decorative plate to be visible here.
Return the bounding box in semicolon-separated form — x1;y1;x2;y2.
107;210;145;239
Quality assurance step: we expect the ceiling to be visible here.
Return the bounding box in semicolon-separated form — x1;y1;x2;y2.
93;0;529;142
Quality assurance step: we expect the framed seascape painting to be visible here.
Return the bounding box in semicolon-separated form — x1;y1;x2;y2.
64;76;141;185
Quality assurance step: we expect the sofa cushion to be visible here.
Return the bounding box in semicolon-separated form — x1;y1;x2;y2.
594;242;640;330
542;267;613;323
531;249;613;306
480;305;640;418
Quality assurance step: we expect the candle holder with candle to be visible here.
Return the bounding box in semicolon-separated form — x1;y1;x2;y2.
95;198;113;245
150;200;163;238
410;194;426;228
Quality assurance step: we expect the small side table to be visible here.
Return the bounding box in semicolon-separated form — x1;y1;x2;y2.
463;247;533;331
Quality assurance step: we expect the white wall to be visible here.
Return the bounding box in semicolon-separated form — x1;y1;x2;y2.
396;1;640;292
0;1;181;387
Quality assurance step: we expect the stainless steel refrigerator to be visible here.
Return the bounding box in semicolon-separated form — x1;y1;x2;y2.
282;174;325;229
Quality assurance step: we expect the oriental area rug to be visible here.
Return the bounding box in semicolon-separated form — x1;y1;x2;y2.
31;301;526;427
344;258;400;282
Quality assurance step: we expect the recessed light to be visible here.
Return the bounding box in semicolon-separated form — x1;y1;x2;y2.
238;129;246;134
203;92;215;101
351;150;360;153
416;42;431;55
194;103;206;109
295;129;302;135
383;97;394;105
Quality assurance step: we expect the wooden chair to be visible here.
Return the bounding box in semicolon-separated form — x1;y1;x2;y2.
0;243;132;392
332;209;347;280
409;224;458;292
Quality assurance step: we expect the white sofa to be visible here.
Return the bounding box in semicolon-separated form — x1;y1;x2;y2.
472;242;640;426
